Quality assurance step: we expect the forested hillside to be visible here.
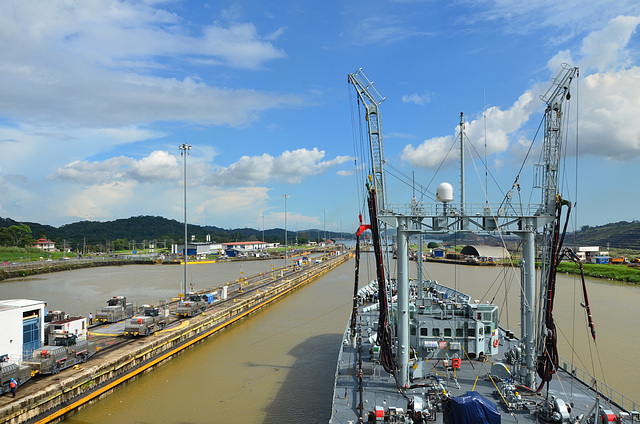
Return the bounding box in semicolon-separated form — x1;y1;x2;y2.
0;215;336;249
2;216;637;251
568;221;640;250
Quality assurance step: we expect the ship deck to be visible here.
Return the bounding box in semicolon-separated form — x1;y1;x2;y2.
330;303;640;423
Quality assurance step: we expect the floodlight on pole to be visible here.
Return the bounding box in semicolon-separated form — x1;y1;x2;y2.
179;143;191;298
323;209;327;242
284;194;289;269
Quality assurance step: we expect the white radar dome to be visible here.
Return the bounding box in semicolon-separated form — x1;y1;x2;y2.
436;182;454;203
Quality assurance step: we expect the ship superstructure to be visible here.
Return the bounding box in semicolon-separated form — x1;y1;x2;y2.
330;67;639;423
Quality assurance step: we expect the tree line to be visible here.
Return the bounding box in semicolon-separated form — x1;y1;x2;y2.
0;215;341;252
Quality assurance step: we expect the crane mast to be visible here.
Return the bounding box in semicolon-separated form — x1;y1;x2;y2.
535;64;579;381
537;63;579;214
348;68;387;211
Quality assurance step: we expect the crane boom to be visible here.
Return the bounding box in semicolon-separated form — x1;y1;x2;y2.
348;68;387;211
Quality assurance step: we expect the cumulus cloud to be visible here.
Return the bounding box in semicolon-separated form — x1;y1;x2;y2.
213;148;351;185
402;92;432;106
50;150;184;184
548;14;640;159
400;91;538;169
577;68;640;159
579;15;640;72
62;181;138;222
402;13;640;169
0;1;297;129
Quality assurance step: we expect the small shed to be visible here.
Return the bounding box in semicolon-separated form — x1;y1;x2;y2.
433;248;446;258
592;256;610;264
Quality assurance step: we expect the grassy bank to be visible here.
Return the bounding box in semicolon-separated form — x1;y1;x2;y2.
556;262;640;284
0;258;152;281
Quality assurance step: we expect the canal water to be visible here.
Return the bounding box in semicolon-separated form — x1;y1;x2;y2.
0;254;638;422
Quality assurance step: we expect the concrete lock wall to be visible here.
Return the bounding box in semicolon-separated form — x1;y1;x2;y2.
0;252;352;424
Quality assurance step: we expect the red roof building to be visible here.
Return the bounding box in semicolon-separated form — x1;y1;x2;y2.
33;238;56;252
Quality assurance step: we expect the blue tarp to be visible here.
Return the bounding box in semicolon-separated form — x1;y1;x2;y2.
443;391;501;424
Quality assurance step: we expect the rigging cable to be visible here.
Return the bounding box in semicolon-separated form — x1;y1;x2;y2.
536;195;572;393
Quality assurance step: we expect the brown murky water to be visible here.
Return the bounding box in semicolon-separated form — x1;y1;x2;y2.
1;255;637;422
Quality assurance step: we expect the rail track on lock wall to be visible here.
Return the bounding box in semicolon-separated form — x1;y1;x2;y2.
0;253;353;423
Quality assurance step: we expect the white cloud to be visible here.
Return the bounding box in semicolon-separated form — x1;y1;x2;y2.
347;15;432;46
403;13;640;169
545;15;640;160
195;186;271;224
0;1;297;129
213;148;351;185
470;0;640;39
402;92;431;105
579;15;640;72
50;150;184;184
578;68;640;159
62;181;138;222
400;91;538;169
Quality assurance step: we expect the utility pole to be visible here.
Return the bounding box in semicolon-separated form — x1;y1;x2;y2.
323;209;327;242
179;143;191;297
284;194;289;269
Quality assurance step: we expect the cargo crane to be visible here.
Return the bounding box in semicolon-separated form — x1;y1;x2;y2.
95;296;134;323
124;305;167;336
23;331;96;376
348;68;387;211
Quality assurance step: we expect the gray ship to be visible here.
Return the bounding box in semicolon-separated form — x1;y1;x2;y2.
330;67;639;423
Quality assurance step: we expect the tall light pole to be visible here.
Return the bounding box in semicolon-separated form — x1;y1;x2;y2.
179;143;191;297
284;194;289;269
323;209;327;243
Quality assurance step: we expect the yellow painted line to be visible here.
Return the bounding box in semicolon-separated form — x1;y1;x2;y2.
156;320;190;333
179;260;216;265
33;256;350;424
88;331;120;337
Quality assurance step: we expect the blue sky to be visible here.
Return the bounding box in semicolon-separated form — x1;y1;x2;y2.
0;0;639;234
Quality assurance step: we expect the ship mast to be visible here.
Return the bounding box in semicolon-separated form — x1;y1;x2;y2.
348;64;578;391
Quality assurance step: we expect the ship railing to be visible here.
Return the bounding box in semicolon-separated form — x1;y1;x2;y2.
560;356;638;413
384;202;544;220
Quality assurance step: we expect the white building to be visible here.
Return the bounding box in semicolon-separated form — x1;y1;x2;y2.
0;299;46;363
577;246;601;261
33;238;56;252
222;241;268;250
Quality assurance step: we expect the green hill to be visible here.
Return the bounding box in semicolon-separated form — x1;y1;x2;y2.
568;221;640;251
0;215;339;249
